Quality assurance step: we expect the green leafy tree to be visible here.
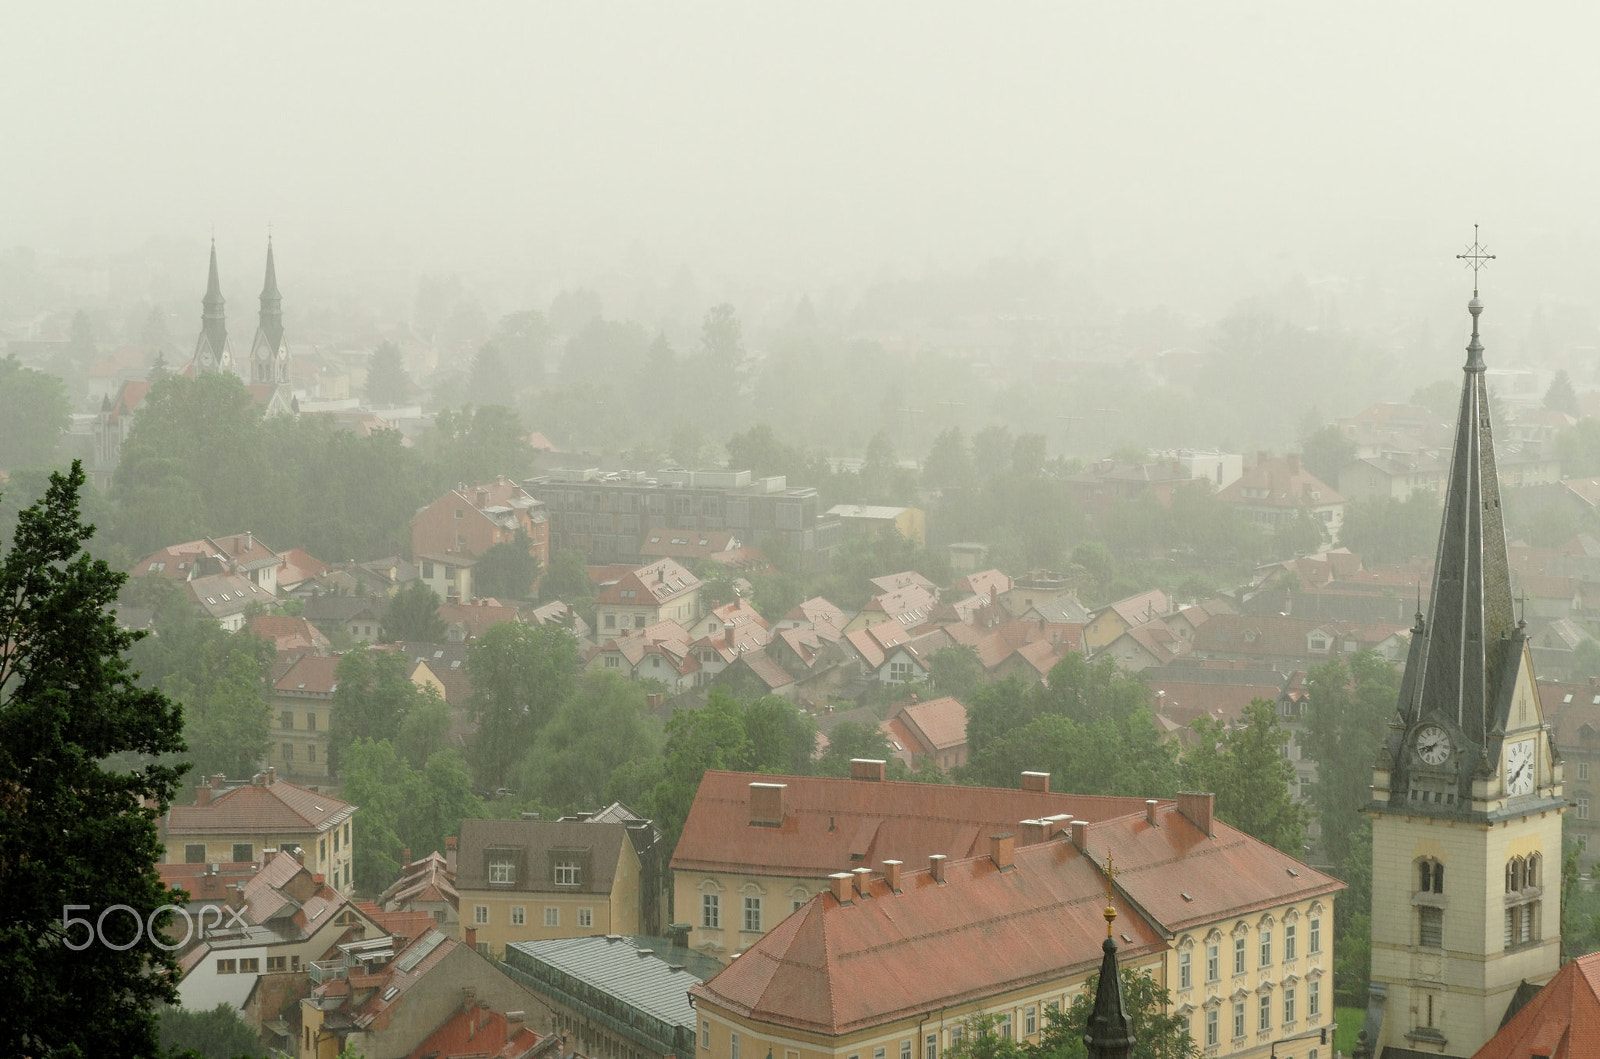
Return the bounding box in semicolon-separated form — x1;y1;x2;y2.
381;581;447;643
157;1003;267;1059
160;632;273;784
0;462;188;1058
1034;965;1199;1059
467;343;516;407
1183;700;1307;854
741;695;819;775
340;739;484;890
646;690;754;847
923;426;975;491
1302;651;1400;872
365;341;413;407
396;686;451;769
1299;424;1358;488
0;355;69;470
929;646;985;702
541;548;593;604
490;310;549;389
816;720;903;777
472;528;542;602
330;649;424;772
944;1014;1026;1059
426;404;532;487
468;622;581;787
512;670;665;812
1339;492;1443;565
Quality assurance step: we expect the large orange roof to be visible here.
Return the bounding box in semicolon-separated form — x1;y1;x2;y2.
165;775;355;837
897;695;968;751
1472;951;1600;1059
671;771;1152;879
690;838;1167;1035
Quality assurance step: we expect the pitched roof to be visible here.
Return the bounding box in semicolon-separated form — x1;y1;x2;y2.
868;570;938;596
378;850;460;912
185;572;268;618
1472;950;1600;1059
275;653;341;696
639;529;740;561
403;1006;550;1059
956;569;1014;600
165;775;355;837
456;819;630;894
672;771;1158;879
1100;589;1173;629
1218;455;1345;508
727;648;794;692
1151;681;1283;728
248;614;330;656
439;599;520;640
782;597;850;634
689;838;1167;1035
593;558;700;607
895;696;968;752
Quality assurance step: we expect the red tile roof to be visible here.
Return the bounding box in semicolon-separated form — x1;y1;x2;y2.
1472;950;1600;1059
593;558;699;607
405;1006;551;1059
671;771;1155;879
782;597;849;634
165;775;355;837
275;653;341;696
248;614;331;656
690;838;1167;1035
895;696;968;752
440;599;521;640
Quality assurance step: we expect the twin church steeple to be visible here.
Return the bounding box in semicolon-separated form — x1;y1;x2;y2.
189;239;294;415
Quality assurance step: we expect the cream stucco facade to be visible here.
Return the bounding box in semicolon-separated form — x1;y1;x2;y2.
459;838;644;959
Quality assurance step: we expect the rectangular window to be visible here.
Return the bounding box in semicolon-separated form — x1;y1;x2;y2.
1205;1008;1218;1048
1179;949;1192;989
605;614;616;629
926;1035;938;1059
901;1041;912;1059
1234;936;1246;975
1580;797;1591;820
1259;994;1272;1033
333;830;340;853
702;893;720;929
743;896;762;932
701;1021;710;1049
307;743;316;763
1581;761;1591;781
545;907;559;927
490;859;516;884
731;1033;740;1059
1025;1007;1036;1036
1206;942;1219;982
267;956;286;972
579;907;593;928
474;905;488;925
949;1027;964;1049
1286;923;1297;961
280;738;296;761
1310;917;1321;954
1233;1001;1245;1040
217;959;237;974
281;710;294;729
1284;987;1296;1025
232;843;253;863
998;1015;1011;1040
239;958;259;973
332;870;339;891
1260;929;1272;967
307;712;317;731
554;861;581;886
319;838;326;863
511;906;525;926
793;899;805;913
185;844;206;863
1420;906;1443;948
874;1048;886;1059
1309;979;1321;1019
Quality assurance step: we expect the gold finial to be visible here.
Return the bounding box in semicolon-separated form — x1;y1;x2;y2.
1100;854;1122;937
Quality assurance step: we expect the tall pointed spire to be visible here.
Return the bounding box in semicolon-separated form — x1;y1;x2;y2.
1404;230;1515;748
192;239;232;373
1082;901;1136;1059
259;236;283;353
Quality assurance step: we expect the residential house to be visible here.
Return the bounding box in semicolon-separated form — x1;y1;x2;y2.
397;1003;555;1059
1337;402;1445;458
1064;457;1197;520
162;769;356;895
248;614;331;665
379;847;461;932
439;598;521;642
301;594;389;644
826;504;926;546
185;572;270;631
1156;448;1244;490
844;582;937;634
1189;614;1407;670
688;794;1340;1059
500;935;725;1059
1218;453;1345;542
688;599;774;685
455;814;668;959
955;568;1014;602
417;552;476;603
593;558;703;634
715;649;800;701
1338;450;1449;502
638;529;742;563
880;696;968;771
777;597;851;636
1084;589;1173;652
269;654;339;782
1100;621;1188;672
587;621;700;694
672;765;1167;959
411;477;550;571
1538;680;1600;871
526;600;593;643
298;928;543;1059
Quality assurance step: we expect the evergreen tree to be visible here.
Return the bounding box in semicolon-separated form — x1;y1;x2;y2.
365;341;413;407
0;462;188;1057
0;355;70;471
1545;368;1580;416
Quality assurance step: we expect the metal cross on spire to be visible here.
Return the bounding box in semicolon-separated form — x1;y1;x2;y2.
1457;223;1495;295
1100;853;1123;937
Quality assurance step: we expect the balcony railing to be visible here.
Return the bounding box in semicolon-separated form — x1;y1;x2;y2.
308;958;347;985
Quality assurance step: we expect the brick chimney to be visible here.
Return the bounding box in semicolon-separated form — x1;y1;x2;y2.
401;847;411;867
829;872;854;904
446;835;457;874
1020;771;1050;793
212;772;227;788
852;866;873;898
849;759;886;782
461;986;476;1014
226;883;246;912
882;859;903;892
1146;799;1160;826
1177;791;1215;837
1044;813;1073;838
1020;819;1047;846
265;766;276;785
195;780;213;807
749;782;786;827
929;854;946;884
989;833;1015;871
1070;820;1089;851
464;926;477;950
507;1011;525;1030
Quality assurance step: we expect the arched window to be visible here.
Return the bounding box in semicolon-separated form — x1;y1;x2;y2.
1528;852;1542;888
1504;850;1543;950
1506;856;1524;894
1417;857;1444;894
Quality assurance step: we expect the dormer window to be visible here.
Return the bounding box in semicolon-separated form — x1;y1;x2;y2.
555;861;581;886
488;858;516;885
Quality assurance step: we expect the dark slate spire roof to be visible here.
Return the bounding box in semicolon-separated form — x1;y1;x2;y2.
1083;905;1135;1059
200;239;227;355
258;238;283;352
1401;291;1517;749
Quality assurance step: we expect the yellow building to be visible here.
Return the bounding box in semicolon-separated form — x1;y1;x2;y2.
1365;288;1566;1058
455;814;667;959
689;795;1340;1059
161;769;356;895
826;505;927;547
266;654;338;783
1083;589;1173;653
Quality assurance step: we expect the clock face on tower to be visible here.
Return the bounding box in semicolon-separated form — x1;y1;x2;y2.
1416;724;1451;766
1505;739;1536;796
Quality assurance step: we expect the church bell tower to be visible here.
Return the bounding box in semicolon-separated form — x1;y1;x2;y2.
191;239;234;374
1365;231;1564;1058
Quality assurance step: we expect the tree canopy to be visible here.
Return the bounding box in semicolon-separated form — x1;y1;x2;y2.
0;355;69;471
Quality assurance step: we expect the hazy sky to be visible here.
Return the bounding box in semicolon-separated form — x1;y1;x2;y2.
5;2;1600;315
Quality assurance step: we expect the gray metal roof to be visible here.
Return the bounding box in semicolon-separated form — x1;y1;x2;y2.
504;935;721;1033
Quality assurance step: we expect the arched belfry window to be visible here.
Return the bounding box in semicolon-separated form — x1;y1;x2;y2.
1418;857;1444;894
